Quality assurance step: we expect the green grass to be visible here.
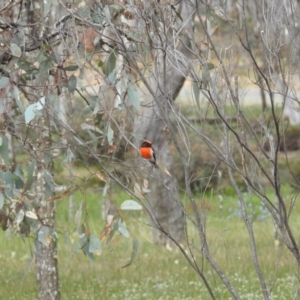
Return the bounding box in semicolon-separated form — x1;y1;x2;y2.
1;186;300;300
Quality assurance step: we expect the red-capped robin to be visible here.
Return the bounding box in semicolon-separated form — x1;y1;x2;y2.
139;140;158;168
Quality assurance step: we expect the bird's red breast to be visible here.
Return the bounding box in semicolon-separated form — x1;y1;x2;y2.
140;147;153;159
139;140;158;168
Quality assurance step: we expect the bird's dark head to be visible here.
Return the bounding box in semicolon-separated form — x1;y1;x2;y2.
140;140;152;148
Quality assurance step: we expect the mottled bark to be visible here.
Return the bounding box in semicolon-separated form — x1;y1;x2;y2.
35;227;60;300
34;111;60;300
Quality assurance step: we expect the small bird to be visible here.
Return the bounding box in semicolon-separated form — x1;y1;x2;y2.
139;140;158;168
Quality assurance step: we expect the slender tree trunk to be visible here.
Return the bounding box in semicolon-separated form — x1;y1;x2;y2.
34;107;60;300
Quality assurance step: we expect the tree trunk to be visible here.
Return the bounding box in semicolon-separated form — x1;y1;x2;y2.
134;1;194;246
34;108;60;300
30;1;61;297
35;230;60;300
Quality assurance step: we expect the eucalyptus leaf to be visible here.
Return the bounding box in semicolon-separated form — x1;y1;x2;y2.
103;51;116;76
118;103;125;110
120;200;142;211
0;135;9;168
202;65;210;88
121;238;139;268
192;82;200;108
88;234;102;255
24;97;45;124
24;106;36;124
75;201;83;228
127;83;140;110
83;106;92;115
118;219;129;238
39;59;52;72
14;165;24;181
83;243;95;261
73;136;85;146
63;232;72;248
10;43;22;57
107;124;114;145
65;65;79;71
207;62;215;70
98;60;104;68
68;75;77;94
0;193;4;210
103;5;111;20
79;232;88;248
92;8;104;24
13;86;25;113
15;209;25;226
25;211;38;219
2;170;14;189
63;148;76;165
78;6;90;19
108;72;117;85
0;77;9;89
24;160;36;192
43;0;52;17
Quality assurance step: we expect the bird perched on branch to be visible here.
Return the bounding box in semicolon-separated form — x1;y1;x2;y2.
139;140;158;168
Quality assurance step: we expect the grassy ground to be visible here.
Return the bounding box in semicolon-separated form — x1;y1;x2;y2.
1;185;299;300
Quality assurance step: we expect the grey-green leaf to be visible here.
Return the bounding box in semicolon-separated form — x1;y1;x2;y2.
43;0;52;17
103;5;111;20
13;86;25;113
10;43;22;57
0;135;9;168
107;124;113;146
68;75;77;94
0;77;9;89
121;238;139;268
120;200;142;211
127;83;140;110
24;160;36;192
103;51;116;76
202;65;211;88
88;234;102;255
24;97;45;124
118;219;129;238
65;65;79;71
15;209;25;226
192;82;200;108
75;201;83;228
2;170;14;189
0;193;4;209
